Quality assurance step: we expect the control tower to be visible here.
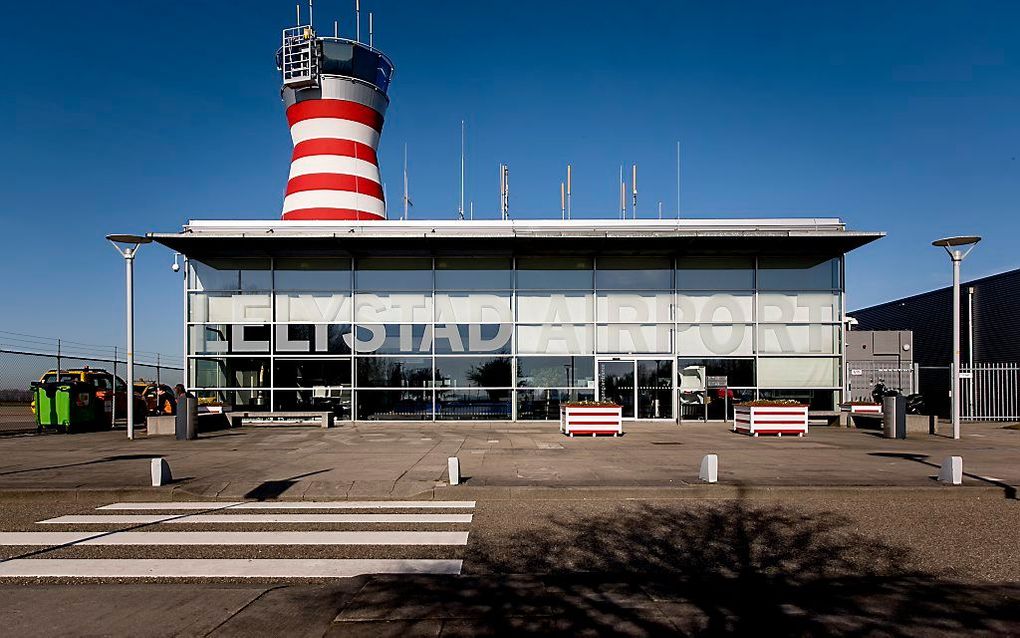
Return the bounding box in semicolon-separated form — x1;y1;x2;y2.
276;23;394;220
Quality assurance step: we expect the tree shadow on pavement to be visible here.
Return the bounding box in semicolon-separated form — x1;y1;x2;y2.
336;500;1020;636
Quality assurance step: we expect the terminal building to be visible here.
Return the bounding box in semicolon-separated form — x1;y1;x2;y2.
150;19;883;423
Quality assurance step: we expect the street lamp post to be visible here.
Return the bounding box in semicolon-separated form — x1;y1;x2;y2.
106;234;152;440
932;235;981;440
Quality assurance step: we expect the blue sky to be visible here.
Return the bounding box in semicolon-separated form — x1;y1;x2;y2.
2;0;1017;359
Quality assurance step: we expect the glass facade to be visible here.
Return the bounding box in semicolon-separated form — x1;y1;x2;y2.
185;254;843;420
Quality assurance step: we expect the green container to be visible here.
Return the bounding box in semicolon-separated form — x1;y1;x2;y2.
34;382;99;432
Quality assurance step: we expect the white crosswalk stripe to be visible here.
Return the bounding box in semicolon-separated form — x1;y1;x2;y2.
97;501;476;510
0;500;474;579
39;513;473;524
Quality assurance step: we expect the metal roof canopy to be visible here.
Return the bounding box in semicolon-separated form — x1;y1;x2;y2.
150;218;884;259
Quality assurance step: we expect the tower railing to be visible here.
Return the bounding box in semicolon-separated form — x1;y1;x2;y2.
280;26;319;88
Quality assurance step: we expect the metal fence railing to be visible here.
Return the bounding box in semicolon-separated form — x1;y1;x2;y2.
845;360;918;403
961;363;1020;422
0;331;182;435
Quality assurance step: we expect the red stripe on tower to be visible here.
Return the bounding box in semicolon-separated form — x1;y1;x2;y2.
282;98;387;221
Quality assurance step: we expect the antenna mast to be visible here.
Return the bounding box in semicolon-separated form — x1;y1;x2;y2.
403;143;410;220
369;12;374;47
458;120;465;220
308;0;313;28
631;164;638;219
566;164;572;219
560;182;566;220
355;0;361;42
499;164;510;220
676;141;681;219
618;165;625;219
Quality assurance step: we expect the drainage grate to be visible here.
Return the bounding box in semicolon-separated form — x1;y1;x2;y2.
650;441;684;446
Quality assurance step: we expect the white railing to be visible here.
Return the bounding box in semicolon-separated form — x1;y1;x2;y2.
960;363;1020;421
281;26;318;88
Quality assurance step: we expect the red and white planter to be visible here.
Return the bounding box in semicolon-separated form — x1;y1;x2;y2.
560;404;623;437
733;404;808;437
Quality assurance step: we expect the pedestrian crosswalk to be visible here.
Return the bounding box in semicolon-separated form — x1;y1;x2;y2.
0;500;475;579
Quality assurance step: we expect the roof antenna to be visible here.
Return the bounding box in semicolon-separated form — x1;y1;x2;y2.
566;164;572;220
458;120;466;220
560;182;566;220
500;164;510;220
308;0;313;29
355;0;361;42
369;12;374;48
618;165;625;219
676;141;681;220
658;201;663;220
403;143;412;220
470;201;474;220
334;20;338;37
631;164;638;219
296;4;301;26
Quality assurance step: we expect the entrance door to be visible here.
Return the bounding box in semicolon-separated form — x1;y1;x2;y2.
598;360;635;418
598;359;674;420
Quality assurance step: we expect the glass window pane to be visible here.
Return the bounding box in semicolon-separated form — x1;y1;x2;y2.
516;389;595;420
757;293;840;323
353;325;431;354
517;293;593;323
676;324;753;356
596;256;672;289
637;359;673;419
435;257;512;289
195;390;269;411
759;389;836;410
189;324;270;355
596;324;673;354
757;357;839;388
676;256;754;290
435;357;512;387
757;325;839;354
516;257;593;290
190;357;270;388
758;256;839;290
596;292;672;322
274;258;352;291
276;293;352;323
274;389;351;419
433;324;512;354
356;257;433;290
189;259;240;291
436;389;511;420
435;292;512;323
516;356;595;388
274;359;352;388
355;292;432;323
189;293;272;323
356;357;432;387
517;325;594;354
356;389;433;420
677;358;755;387
676;293;753;324
274;324;352;355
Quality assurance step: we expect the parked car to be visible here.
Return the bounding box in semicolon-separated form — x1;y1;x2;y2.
32;367;146;424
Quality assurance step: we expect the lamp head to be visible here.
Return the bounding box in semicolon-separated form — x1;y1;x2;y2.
932;236;981;248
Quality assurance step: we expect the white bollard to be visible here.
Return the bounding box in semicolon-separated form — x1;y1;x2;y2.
150;458;172;487
448;456;461;486
699;454;718;484
938;456;963;485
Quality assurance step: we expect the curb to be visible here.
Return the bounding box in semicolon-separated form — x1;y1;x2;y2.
0;482;1007;503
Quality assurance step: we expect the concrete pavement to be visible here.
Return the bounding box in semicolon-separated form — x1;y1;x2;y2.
0;421;1018;500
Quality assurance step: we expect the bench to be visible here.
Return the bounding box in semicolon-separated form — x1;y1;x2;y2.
225;411;334;429
809;410;841;427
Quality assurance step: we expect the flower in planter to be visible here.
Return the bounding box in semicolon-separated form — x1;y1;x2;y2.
740;400;807;407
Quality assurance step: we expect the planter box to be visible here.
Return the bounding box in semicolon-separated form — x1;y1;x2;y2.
560;404;623;437
733;405;808;437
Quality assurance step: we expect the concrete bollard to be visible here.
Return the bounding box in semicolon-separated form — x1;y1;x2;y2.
151;458;172;487
938;456;963;485
448;456;461;486
699;454;718;484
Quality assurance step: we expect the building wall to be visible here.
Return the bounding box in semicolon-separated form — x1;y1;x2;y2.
185;254;845;420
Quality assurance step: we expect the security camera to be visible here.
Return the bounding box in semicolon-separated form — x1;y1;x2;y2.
171;253;181;272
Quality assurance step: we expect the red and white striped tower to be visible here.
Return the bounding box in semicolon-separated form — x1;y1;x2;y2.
277;24;394;221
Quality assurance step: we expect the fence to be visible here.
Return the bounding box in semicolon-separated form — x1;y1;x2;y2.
845;360;917;403
0;331;182;435
961;363;1020;422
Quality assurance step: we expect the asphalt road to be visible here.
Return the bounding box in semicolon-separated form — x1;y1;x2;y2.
0;490;1017;636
